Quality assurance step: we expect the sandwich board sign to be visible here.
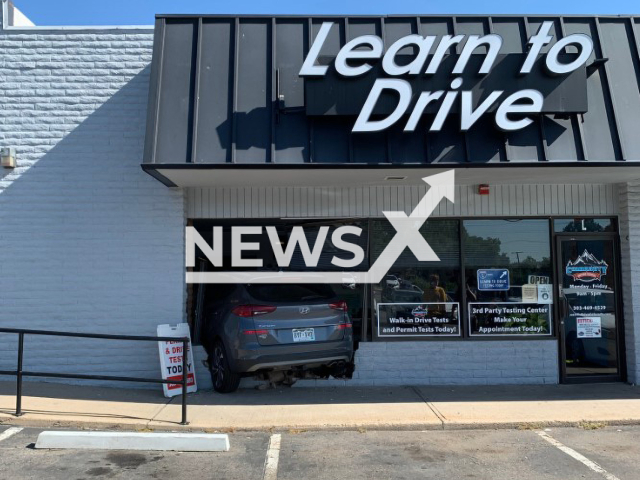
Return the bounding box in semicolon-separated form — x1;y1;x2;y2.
157;323;197;398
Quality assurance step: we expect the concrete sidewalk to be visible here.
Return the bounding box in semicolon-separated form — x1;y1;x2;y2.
1;381;639;431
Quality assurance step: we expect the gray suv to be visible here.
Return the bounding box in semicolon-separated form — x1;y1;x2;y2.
202;284;354;393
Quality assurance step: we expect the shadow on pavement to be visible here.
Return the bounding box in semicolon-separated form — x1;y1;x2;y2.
180;383;640;406
0;380;169;405
2;380;639;409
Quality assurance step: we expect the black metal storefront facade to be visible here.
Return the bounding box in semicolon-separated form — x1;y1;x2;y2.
146;14;640;386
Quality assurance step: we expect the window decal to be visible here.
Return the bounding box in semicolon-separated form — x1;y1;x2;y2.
565;250;608;282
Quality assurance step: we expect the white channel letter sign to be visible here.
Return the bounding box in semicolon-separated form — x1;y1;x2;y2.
186;170;454;284
299;21;593;133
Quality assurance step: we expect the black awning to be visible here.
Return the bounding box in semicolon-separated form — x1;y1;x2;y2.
143;14;640;176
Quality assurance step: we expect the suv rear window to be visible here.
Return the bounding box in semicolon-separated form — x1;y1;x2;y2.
247;284;336;303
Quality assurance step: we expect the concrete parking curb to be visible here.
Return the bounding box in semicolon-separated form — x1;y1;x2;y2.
34;431;230;452
6;418;640;434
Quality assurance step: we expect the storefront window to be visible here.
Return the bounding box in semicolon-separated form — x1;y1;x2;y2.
463;219;553;337
190;219;369;343
190;217;558;343
371;220;461;339
553;218;616;233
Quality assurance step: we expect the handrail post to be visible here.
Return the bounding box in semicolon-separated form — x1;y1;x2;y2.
181;338;189;425
16;332;24;417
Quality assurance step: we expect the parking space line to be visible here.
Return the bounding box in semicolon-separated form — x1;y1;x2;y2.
536;431;620;480
262;433;282;480
0;427;23;443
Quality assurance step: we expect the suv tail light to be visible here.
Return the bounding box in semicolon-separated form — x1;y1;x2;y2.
337;323;353;330
231;305;277;317
329;300;348;312
242;329;269;335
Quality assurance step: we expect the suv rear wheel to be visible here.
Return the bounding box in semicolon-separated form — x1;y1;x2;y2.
210;340;241;393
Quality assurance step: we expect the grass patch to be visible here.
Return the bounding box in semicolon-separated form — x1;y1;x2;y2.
288;429;307;435
577;421;607;430
517;423;545;431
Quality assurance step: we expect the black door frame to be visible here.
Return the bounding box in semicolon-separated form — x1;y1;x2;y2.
554;232;626;384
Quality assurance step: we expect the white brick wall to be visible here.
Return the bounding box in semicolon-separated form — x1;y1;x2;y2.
619;181;640;384
291;341;558;387
351;341;559;386
0;24;187;386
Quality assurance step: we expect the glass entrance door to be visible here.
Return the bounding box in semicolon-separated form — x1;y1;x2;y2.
557;236;623;381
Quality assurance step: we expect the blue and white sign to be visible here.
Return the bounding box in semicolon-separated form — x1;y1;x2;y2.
477;269;510;291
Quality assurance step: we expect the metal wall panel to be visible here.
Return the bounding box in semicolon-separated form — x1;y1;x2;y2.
349;17;388;163
455;18;506;164
502;18;545;162
599;19;640;160
146;15;640;166
418;18;466;163
492;18;526;54
153;20;197;164
186;183;618;218
564;19;620;161
236;20;271;164
527;18;582;162
275;19;308;163
195;19;234;163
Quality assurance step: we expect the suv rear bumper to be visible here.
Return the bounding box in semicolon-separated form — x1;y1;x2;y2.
244;355;351;372
230;341;353;373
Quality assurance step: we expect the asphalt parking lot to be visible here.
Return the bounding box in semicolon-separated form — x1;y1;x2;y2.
0;425;638;479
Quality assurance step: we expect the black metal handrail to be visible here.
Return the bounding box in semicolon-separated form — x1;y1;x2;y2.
0;327;191;425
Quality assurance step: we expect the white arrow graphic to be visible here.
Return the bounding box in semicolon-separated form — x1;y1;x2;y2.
187;170;456;284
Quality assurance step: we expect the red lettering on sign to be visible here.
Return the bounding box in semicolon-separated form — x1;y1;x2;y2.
167;373;196;391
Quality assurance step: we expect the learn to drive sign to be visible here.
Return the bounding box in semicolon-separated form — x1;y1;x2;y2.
299;21;593;133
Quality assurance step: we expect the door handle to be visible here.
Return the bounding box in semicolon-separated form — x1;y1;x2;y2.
559;295;568;319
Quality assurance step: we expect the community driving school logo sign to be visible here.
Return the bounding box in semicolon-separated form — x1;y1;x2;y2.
565;250;608;282
186;171;454;284
299;21;593;133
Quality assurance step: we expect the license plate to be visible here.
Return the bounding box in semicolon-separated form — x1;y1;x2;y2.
292;328;315;342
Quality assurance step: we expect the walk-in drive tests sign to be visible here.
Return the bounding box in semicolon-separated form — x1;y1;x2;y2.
377;302;461;338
